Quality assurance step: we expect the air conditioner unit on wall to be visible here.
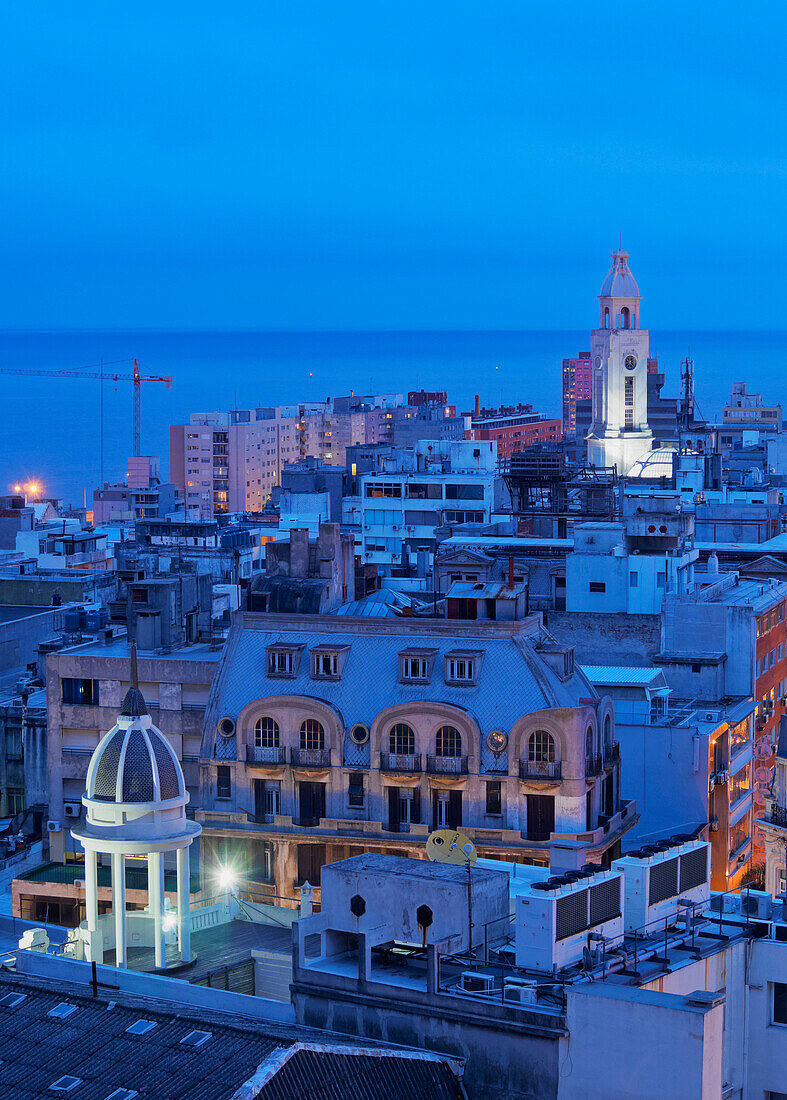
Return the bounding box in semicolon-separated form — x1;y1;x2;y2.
63;802;82;819
47;820;62;833
461;972;494;994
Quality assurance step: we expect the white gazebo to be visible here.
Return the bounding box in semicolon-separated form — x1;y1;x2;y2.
71;652;201;969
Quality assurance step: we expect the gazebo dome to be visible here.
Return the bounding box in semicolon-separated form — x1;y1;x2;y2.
87;711;185;805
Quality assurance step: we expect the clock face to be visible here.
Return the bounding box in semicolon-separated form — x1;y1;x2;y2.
486;730;508;754
594;356;601;368
624;354;637;371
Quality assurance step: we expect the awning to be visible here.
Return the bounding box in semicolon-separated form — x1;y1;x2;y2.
0;819;14;833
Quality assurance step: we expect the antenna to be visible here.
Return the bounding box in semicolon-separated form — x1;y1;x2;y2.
427;829;478;955
130;642;139;691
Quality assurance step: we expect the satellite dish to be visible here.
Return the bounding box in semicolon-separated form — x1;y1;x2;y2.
426;829;477;866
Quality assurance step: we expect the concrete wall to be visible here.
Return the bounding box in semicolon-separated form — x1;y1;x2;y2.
617;722;708;844
561;983;724;1100
748;937;787;1099
545;611;661;666
0;607;60;675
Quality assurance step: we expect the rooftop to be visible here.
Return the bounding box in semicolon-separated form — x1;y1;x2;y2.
581;665;669;689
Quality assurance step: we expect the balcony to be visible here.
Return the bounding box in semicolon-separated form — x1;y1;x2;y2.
246;745;287;765
519;760;561;781
426;754;468;775
604;741;620;764
769;804;787;827
290;748;331;768
380;752;422;773
585;754;603;776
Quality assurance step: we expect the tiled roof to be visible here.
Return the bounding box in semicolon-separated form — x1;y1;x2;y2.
581;665;667;688
0;973;462;1100
203;614;597;754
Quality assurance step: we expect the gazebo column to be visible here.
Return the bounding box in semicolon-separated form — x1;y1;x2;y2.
176;845;192;963
85;849;101;963
149;851;166;968
111;852;127;968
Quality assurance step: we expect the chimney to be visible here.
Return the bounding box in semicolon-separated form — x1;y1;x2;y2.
474;394;480;416
508;556;514;589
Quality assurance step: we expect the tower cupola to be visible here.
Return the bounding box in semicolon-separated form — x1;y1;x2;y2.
598;249;641;330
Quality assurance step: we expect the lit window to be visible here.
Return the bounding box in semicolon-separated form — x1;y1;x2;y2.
528;730;555;762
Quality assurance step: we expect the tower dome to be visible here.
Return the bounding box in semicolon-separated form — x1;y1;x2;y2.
87;709;185;805
599;249;640;299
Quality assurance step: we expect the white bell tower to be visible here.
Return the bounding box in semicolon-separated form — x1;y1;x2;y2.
586;249;653;475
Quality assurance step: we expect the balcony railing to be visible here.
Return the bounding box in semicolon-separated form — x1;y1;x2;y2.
290;748;331;768
770;804;787;827
519;760;561;781
246;745;287;765
604;741;620;763
426;754;469;775
586;754;603;776
380;752;422;773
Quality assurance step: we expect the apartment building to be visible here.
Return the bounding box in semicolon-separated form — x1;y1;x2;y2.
359;439;501;577
196;611;636;905
561;351;592;434
465;401;561;460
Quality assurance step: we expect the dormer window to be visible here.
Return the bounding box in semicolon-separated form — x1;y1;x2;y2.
310;645;349;680
399;648;437;684
266;643;304;679
445;650;481;686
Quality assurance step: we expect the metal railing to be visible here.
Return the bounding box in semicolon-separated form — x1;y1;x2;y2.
586;753;603;776
519;760;561;780
61;748;94;758
290;747;331;768
769;804;787;826
604;741;620;763
246;745;287;765
426;754;468;775
380;752;422;773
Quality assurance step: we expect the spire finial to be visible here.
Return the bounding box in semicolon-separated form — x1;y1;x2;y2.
120;641;148;717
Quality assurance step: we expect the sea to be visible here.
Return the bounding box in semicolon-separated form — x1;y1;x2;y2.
2;329;786;507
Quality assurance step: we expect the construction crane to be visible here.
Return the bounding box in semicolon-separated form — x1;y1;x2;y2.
0;358;173;459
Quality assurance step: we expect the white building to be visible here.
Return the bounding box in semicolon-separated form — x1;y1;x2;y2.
587;250;654;475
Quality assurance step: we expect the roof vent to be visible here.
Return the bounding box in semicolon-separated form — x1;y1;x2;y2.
48;1003;78;1020
180;1029;212;1048
0;992;25;1008
125;1019;157;1036
50;1078;82;1093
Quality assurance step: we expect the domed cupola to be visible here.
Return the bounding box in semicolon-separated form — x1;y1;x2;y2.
598;248;641;330
87;704;184;806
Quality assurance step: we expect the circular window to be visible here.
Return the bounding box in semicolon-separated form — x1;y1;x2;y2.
486;730;508;753
217;717;236;737
624;354;637;371
350;723;369;746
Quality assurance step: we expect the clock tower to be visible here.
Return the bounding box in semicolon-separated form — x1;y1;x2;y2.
586;249;653;475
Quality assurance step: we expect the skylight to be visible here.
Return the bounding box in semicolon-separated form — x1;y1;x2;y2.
0;992;26;1008
48;1003;78;1020
49;1077;82;1093
105;1090;139;1100
180;1029;212;1048
125;1019;157;1036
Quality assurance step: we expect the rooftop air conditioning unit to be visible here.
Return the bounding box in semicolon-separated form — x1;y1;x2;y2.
715;771;729;786
63;802;82;819
461;972;494;994
47;820;62;833
504;978;539;1005
515;868;624;972
613;839;711;932
740;889;773;921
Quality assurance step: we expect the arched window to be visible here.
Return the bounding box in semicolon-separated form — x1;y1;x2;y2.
604;714;612;749
436;725;462;758
255;717;279;748
300;718;325;751
586;726;594;758
621;306;630;329
389;723;415;755
604;307;610;329
528;730;555;762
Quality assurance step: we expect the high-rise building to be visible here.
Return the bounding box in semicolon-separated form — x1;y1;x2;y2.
586;250;654;474
561;351;592;434
465;401;561;459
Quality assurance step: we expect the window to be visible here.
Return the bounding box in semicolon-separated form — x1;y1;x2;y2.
780;644;784;662
445;483;484;500
300;719;325;751
311;649;344;679
757;659;763;678
729;763;750;805
61;678;99;706
774;982;787;1026
486;781;502;816
365;482;402;498
656;572;666;589
402;655;430;682
445;654;478;684
268;650;294;676
262;781;280;818
435;726;462;757
650;696;667;723
691;663;702;674
529;730;555;762
629;571;638;587
588;581;606;594
406;482;442;499
216;766;232;800
348;772;365;808
254;717;279;748
6;788;24;815
389;723;415;755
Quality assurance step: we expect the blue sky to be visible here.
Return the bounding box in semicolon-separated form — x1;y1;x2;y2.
1;2;784;330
